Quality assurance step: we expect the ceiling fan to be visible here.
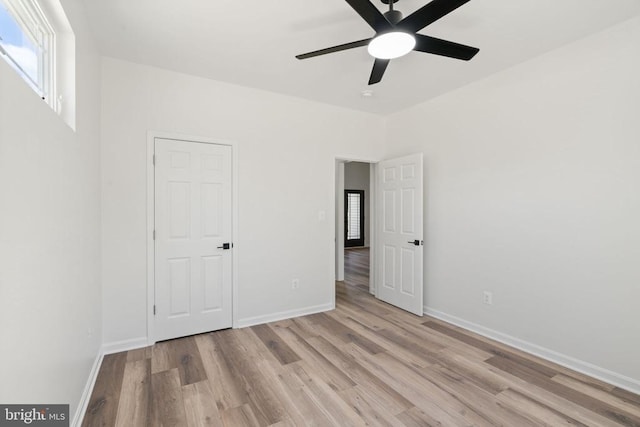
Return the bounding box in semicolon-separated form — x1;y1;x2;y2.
296;0;479;85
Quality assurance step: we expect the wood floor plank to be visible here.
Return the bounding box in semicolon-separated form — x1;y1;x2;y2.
151;340;173;374
342;343;488;426
613;388;640;407
182;380;223;426
492;367;625;427
194;332;247;411
487;354;640;426
114;359;150;427
264;361;336;426
214;328;287;426
338;386;406;427
126;346;152;363
250;323;301;365
430;349;508;395
420;361;541;427
396;406;448;427
220;404;261;427
496;388;589;427
305;335;414;415
552;374;640;418
168;336;207;386
375;313;448;352
150;369;188;427
286;317;321;340
372;328;440;367
424;316;608;383
423;320;544;367
331;298;394;332
288;361;367;427
224;329;313;427
271;325;356;392
309;312;386;355
82;352;127;427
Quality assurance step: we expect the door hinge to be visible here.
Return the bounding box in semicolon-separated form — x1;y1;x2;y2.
152;154;156;165
153;305;156;315
153;230;156;240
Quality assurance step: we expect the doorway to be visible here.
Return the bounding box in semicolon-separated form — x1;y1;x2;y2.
335;160;375;294
335;153;424;316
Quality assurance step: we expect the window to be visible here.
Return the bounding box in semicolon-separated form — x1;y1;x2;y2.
0;0;75;128
345;190;365;247
0;0;53;102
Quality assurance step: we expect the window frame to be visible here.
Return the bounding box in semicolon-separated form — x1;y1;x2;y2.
0;0;55;108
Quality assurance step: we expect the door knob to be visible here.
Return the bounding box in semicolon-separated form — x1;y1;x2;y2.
217;243;231;250
408;240;422;246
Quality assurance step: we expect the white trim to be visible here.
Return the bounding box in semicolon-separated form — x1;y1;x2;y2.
236;303;334;329
231;140;239;329
101;337;149;355
335;161;345;282
72;350;103;427
335;155;380;164
368;162;376;296
146;130;240;345
424;306;640;395
146;133;155;345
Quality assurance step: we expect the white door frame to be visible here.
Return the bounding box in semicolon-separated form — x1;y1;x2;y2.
333;156;379;297
146;131;239;345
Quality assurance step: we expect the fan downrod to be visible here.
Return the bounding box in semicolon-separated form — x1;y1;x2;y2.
382;0;402;24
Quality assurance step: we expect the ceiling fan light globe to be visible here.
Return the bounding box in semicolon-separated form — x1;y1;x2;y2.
367;32;416;59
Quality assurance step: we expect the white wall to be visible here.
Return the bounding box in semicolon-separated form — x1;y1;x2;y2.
384;17;640;389
100;58;384;344
344;161;371;247
0;0;102;420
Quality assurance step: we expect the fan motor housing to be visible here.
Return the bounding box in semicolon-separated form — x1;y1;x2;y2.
383;9;403;25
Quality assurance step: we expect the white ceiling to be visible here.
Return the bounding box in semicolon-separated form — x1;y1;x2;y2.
83;0;640;115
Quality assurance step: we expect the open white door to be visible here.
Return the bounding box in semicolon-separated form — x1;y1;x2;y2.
375;153;423;316
154;138;233;341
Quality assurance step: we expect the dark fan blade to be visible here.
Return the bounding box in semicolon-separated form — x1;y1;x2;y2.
398;0;471;33
414;34;479;60
296;38;371;60
345;0;393;32
368;58;390;85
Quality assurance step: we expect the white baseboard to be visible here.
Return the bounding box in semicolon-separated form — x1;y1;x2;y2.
102;337;149;355
72;350;104;427
424;307;640;395
235;303;334;328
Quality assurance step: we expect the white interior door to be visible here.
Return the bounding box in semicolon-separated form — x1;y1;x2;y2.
154;138;232;341
376;153;423;316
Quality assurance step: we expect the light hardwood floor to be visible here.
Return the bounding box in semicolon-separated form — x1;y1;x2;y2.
83;248;640;426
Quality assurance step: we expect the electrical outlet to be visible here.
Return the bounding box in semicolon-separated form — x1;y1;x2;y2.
292;279;300;290
483;291;493;305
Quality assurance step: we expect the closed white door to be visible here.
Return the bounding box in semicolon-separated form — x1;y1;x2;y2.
376;153;424;316
154;138;232;341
